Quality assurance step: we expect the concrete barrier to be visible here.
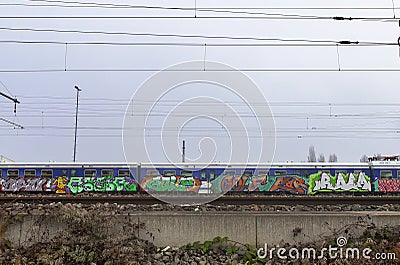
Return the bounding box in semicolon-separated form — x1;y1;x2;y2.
3;211;400;247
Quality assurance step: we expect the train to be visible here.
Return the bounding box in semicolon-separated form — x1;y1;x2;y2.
0;161;399;194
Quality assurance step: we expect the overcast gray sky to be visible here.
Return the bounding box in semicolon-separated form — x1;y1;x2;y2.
1;0;400;163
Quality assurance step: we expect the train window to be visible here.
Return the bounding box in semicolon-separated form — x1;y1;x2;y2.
84;169;97;177
201;170;206;180
7;169;18;177
146;170;159;176
294;170;301;175
241;170;253;176
163;170;176;177
62;170;67;176
41;169;53;178
118;170;130;177
210;170;215;180
71;170;77;177
181;170;192;177
257;170;269;176
335;170;347;175
101;170;113;177
303;170;309;177
274;170;287;176
24;169;36;177
223;170;236;176
354;170;362;175
0;170;2;178
380;170;393;179
397;170;400;178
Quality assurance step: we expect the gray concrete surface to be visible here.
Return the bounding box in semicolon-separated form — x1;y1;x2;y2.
2;211;400;247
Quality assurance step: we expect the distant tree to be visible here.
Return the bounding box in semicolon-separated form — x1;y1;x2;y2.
318;154;325;162
308;146;316;162
328;153;338;162
360;154;369;162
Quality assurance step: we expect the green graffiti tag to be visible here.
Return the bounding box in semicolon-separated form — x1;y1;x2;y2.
144;179;192;192
67;176;137;194
308;171;371;194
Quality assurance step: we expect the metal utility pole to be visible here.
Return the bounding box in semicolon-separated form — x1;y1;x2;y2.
0;91;23;128
73;85;82;162
0;91;20;105
182;140;185;163
0;91;20;113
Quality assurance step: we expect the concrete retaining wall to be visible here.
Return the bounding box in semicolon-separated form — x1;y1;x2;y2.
3;212;400;247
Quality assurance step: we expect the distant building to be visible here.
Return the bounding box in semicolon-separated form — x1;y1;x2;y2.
368;155;399;162
0;155;14;163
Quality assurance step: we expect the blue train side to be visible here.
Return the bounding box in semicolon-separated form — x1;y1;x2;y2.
0;162;399;194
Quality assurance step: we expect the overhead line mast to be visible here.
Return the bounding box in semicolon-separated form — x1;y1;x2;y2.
0;91;23;129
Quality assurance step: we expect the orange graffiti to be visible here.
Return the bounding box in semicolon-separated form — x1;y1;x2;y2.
269;176;308;194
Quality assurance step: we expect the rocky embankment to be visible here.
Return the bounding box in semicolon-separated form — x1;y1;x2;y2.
0;202;400;264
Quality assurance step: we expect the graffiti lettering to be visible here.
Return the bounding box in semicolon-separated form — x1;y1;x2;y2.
0;178;50;192
67;176;137;194
269;176;308;194
211;175;307;194
376;179;400;192
211;175;267;193
309;172;371;194
141;176;201;192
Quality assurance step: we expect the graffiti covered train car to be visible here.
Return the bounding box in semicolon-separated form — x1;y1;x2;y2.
0;162;399;194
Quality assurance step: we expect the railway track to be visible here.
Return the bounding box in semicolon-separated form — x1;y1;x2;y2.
0;195;399;205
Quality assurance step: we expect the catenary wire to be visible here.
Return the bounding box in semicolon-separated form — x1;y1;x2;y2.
2;68;400;73
23;0;400;11
0;0;387;21
0;27;368;44
0;40;395;47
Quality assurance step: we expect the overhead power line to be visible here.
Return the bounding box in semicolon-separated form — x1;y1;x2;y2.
1;133;400;140
0;40;395;47
0;15;397;22
0;79;14;97
13;96;400;107
22;0;400;11
0;118;23;129
0;27;367;44
0;14;397;22
0;0;382;22
2;68;400;73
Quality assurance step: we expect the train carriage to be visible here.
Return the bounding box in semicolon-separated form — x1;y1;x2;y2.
0;161;399;195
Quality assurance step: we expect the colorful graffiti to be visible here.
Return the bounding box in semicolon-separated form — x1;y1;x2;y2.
0;177;50;192
0;170;374;195
308;172;371;194
211;175;268;193
269;176;308;194
0;176;137;194
210;175;309;194
141;176;201;193
52;176;69;194
375;179;400;192
67;176;137;194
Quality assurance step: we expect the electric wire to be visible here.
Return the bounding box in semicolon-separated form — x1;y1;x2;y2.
23;0;400;11
0;40;395;47
0;0;391;22
0;79;14;97
3;68;400;73
0;27;366;44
